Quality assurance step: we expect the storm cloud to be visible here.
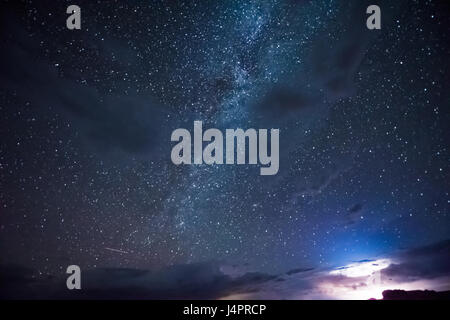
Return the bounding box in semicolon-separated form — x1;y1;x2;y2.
2;239;449;300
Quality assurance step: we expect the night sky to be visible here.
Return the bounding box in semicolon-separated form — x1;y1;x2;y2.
0;0;449;299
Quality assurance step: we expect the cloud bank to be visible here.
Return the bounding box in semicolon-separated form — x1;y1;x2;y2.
1;239;449;300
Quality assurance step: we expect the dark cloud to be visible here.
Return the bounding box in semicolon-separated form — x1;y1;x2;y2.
339;203;365;226
381;289;450;300
309;37;365;100
0;15;172;158
0;262;277;300
256;86;317;117
2;239;449;299
254;1;372;119
286;267;314;276
0;265;38;299
382;240;450;282
348;204;363;213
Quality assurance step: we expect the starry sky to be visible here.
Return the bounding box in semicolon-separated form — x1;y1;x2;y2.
0;0;449;299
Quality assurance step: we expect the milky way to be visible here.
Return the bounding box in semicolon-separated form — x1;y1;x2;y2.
0;0;449;298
